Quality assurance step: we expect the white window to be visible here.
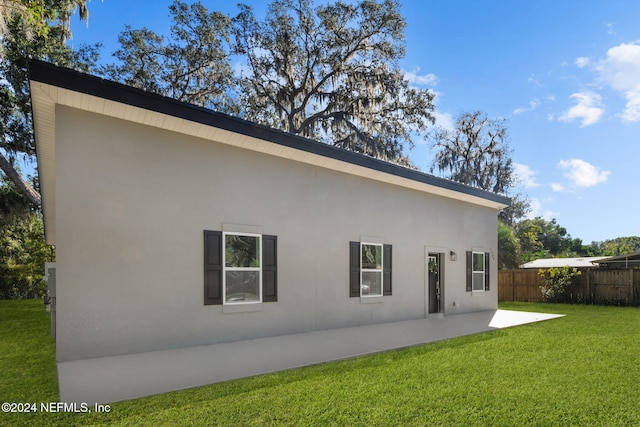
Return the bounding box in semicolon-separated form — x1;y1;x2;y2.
472;252;485;292
223;232;262;304
361;243;383;297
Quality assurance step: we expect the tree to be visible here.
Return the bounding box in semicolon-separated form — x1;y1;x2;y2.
0;175;51;299
0;164;31;220
232;0;435;165
538;266;581;303
106;0;436;166
516;217;585;262
101;1;237;113
498;219;520;269
1;0;87;42
0;0;96;207
428;111;529;266
430;111;514;194
597;236;640;256
0;212;52;299
516;219;545;262
498;191;530;226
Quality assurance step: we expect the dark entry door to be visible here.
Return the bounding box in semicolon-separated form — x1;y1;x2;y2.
428;254;441;314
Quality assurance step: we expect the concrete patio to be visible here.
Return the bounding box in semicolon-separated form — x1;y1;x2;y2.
58;309;564;404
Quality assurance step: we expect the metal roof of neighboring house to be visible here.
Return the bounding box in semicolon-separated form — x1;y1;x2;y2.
28;60;511;244
520;257;608;269
594;252;640;268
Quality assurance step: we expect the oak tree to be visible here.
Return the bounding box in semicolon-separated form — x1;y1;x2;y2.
0;0;95;207
105;0;436;166
102;1;237;113
430;110;514;194
233;0;435;165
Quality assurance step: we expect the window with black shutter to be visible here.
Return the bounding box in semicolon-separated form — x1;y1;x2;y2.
204;231;223;305
204;230;277;305
466;251;490;292
349;241;361;297
262;235;278;302
484;252;490;291
383;244;392;296
350;241;392;298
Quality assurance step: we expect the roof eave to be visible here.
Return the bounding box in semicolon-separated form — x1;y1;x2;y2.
29;60;511;244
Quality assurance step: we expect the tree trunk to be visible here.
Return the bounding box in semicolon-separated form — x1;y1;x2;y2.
0;152;41;208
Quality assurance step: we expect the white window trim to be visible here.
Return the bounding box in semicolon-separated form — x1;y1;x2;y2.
361;242;383;297
472;251;485;293
223;231;262;305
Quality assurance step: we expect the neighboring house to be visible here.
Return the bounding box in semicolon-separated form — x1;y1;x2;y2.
595;252;640;269
29;60;510;402
520;255;640;270
520;257;607;269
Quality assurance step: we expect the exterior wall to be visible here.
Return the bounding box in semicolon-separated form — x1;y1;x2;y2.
54;106;498;362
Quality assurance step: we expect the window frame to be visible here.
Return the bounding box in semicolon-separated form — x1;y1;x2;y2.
222;231;263;305
360;242;384;297
472;251;485;292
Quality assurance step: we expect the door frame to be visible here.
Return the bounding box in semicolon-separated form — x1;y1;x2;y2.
425;247;446;317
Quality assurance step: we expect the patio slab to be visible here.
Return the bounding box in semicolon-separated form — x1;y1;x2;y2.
57;309;564;404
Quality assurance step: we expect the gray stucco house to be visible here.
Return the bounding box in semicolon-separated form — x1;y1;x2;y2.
29;60;510;402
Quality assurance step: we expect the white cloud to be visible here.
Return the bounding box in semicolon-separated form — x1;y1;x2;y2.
600;42;640;90
513;163;540;188
432;110;454;131
558;159;611;188
572;41;640;122
575;57;590;68
621;94;640;122
551;183;565;192
594;42;640;122
404;66;438;87
512;99;540;115
526;198;558;221
559;91;604;127
528;75;543;87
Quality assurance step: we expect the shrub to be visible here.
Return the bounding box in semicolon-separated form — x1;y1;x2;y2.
538;266;581;303
0;214;52;299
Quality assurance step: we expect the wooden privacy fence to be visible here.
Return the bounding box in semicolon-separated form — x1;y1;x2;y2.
498;269;640;305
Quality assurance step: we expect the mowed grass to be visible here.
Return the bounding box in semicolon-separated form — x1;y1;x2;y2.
1;300;639;426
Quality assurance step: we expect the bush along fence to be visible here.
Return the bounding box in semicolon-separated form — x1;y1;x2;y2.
498;268;640;306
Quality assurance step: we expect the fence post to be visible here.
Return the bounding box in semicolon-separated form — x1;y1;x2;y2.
630;269;634;302
512;269;515;302
586;268;591;303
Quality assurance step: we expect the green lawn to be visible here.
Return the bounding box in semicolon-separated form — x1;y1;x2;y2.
1;300;639;426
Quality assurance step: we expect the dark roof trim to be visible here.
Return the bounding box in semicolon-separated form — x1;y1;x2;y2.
597;252;640;263
29;59;511;206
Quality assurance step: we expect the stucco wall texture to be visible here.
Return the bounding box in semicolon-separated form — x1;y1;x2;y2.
54;105;498;363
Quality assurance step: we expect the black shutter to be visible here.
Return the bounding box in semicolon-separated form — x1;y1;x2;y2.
484;252;490;291
262;235;278;302
349;241;360;297
204;230;223;305
466;251;472;292
383;244;392;296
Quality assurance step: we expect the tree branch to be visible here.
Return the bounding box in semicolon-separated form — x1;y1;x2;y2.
0;151;40;208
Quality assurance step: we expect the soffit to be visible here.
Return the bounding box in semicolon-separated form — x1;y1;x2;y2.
31;78;510;243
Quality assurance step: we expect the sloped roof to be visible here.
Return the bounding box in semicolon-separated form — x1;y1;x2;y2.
594;252;640;267
520;257;607;269
29;60;511;244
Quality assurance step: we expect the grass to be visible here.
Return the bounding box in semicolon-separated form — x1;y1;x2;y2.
1;300;639;426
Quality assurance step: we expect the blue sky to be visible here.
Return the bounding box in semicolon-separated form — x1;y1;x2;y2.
69;0;640;243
